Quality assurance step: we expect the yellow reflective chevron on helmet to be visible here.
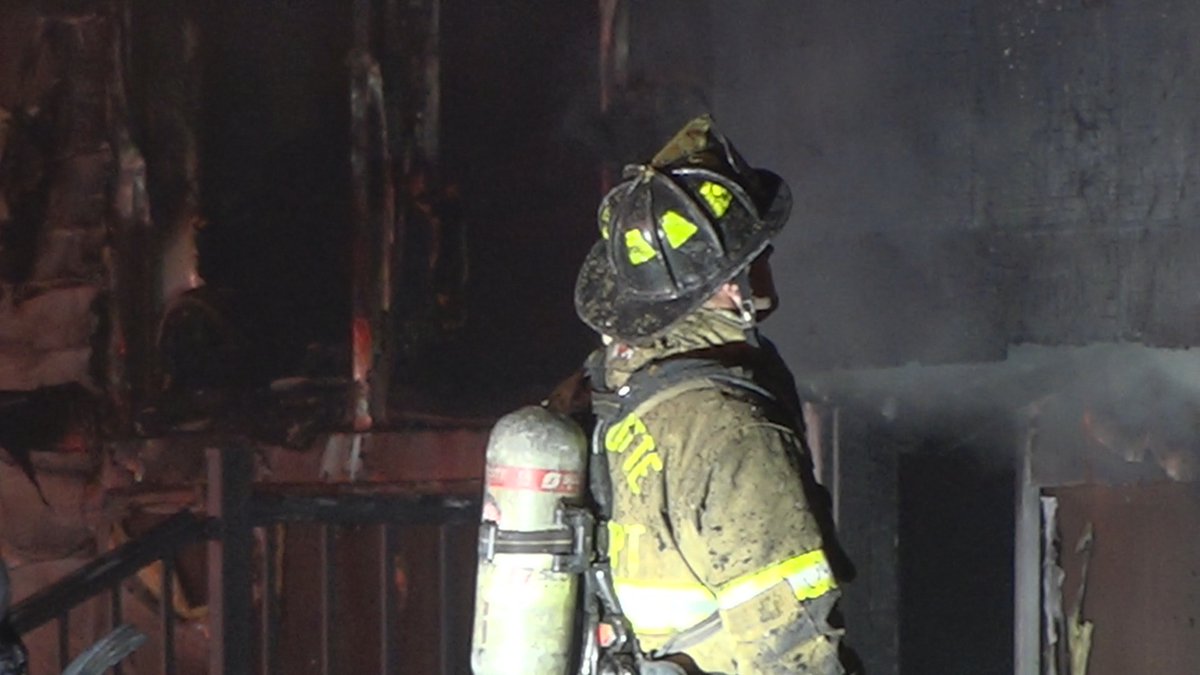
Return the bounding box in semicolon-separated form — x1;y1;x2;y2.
717;549;836;609
599;203;613;239
624;229;658;265
698;181;733;218
659;210;699;249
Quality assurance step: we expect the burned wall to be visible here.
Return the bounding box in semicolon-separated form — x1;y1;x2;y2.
709;0;1200;371
193;0;608;412
0;0;205;413
0;5;116;392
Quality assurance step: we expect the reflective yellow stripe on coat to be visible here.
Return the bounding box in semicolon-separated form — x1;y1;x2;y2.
717;549;836;609
614;549;835;634
613;579;718;633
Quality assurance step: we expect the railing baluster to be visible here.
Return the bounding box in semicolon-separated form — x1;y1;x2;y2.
379;524;396;675
320;524;336;675
438;525;451;675
57;611;69;671
261;525;279;675
111;583;124;675
206;445;255;675
162;555;177;675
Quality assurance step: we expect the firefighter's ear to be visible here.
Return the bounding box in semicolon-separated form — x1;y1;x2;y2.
543;369;591;415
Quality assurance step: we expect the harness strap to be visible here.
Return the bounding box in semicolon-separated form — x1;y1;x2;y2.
478;522;574;556
654;611;722;656
479;506;595;574
595;357;774;423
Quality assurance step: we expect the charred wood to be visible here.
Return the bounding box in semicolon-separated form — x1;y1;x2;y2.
349;0;396;430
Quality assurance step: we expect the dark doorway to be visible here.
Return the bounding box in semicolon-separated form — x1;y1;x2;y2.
898;448;1014;675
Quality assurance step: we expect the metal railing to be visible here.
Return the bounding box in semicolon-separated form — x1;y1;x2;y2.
248;483;480;675
13;445;481;675
10;510;210;674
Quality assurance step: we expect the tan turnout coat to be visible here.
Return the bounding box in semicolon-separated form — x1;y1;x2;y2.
597;309;845;675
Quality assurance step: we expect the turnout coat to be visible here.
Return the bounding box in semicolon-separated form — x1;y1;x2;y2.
591;308;846;675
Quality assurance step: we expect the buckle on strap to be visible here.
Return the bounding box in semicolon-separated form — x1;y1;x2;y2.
478;504;595;574
588;562;643;664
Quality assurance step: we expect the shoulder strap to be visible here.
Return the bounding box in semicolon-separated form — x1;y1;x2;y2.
586;354;778;527
598;356;775;424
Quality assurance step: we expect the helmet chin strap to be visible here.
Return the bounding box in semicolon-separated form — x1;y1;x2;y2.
733;269;764;349
733;268;756;326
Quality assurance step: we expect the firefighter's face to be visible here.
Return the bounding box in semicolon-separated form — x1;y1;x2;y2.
706;247;778;319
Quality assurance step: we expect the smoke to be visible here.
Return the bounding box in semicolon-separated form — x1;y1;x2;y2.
705;0;1200;375
799;342;1200;481
704;0;997;374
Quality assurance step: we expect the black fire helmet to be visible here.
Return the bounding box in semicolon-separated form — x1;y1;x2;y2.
574;116;792;342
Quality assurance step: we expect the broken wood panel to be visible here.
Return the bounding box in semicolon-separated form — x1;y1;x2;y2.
1051;482;1200;675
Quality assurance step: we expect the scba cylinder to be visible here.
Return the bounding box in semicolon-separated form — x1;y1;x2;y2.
471;405;588;675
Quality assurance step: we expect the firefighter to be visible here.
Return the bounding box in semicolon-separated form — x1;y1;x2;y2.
574;116;850;674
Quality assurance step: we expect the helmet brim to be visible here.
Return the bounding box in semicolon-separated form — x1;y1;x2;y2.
575;169;791;342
